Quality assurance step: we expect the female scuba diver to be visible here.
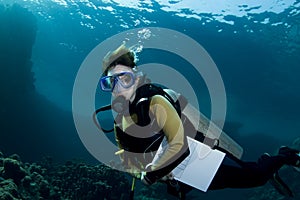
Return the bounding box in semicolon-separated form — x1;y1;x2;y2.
97;44;300;199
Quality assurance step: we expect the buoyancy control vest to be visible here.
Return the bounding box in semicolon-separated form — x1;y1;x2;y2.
113;83;221;168
113;84;186;165
113;83;193;178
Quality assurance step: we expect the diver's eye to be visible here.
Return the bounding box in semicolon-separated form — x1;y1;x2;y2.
116;72;135;88
119;73;133;85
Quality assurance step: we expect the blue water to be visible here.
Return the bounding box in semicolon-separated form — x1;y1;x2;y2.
1;1;300;199
5;0;299;137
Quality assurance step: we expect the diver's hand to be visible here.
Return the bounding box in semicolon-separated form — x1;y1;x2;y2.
141;172;156;186
140;169;174;185
128;168;142;179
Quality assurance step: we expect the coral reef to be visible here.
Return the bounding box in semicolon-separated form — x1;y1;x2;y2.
1;142;299;200
0;151;131;200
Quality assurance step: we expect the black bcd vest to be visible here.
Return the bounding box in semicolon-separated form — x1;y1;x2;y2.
114;83;182;154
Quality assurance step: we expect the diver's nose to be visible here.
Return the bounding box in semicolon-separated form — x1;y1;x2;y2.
112;85;125;98
112;83;120;94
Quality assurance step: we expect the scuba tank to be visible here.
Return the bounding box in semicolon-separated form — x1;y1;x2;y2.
162;88;243;159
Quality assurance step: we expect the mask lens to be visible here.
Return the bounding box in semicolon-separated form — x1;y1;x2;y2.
117;72;135;88
100;72;136;92
100;76;116;91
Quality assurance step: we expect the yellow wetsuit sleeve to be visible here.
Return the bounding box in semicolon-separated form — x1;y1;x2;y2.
149;95;185;171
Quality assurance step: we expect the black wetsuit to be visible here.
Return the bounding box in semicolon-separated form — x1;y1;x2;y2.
209;153;285;189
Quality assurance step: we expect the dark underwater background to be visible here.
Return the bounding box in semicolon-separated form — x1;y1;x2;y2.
0;0;300;199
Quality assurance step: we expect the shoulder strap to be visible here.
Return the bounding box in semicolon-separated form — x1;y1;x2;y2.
129;84;182;126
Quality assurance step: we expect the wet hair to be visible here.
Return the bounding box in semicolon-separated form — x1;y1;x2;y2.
102;44;136;75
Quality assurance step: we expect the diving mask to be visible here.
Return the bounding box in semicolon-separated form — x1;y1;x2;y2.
100;71;136;92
